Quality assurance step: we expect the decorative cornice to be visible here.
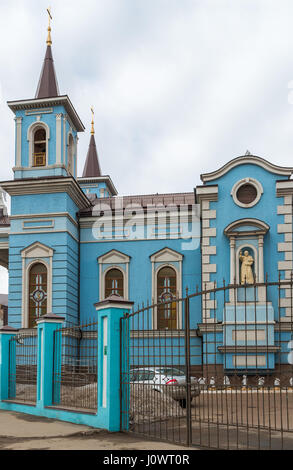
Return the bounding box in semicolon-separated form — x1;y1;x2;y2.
7;95;85;132
276;180;293;197
0;177;91;210
201;156;293;182
224;218;270;237
77;176;118;196
195;185;218;204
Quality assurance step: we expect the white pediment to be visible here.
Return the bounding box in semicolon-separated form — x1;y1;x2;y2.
21;242;54;259
98;249;130;265
150;247;183;263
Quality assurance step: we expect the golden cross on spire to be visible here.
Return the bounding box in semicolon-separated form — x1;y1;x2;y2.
91;106;95;135
46;7;52;46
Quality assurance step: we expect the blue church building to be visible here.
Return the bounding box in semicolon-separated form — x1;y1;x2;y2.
1;20;293;381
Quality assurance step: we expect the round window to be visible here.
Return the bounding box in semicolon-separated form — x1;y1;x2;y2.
236;184;257;205
231;178;263;208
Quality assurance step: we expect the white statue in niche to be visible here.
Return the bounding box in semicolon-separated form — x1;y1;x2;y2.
239;250;254;285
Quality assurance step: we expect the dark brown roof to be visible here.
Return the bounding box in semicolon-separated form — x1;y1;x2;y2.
82;135;102;178
80;192;195;216
35;45;59;99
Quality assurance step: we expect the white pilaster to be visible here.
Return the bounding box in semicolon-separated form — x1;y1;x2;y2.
56;114;62;165
15;117;22;167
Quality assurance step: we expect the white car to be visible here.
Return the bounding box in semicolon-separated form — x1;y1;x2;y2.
130;366;200;408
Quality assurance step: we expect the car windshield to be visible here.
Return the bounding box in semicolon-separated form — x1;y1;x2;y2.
158;368;185;377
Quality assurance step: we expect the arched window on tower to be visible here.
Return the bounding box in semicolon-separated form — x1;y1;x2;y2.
28;263;48;328
157;266;177;330
33;127;46;167
105;268;124;298
68;134;74;175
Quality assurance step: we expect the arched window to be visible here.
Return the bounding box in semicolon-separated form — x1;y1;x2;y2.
28;263;48;328
68;134;74;175
157;266;177;330
33;127;46;167
105;268;124;298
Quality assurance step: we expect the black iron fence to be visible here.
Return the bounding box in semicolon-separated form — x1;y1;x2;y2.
8;330;38;404
52;320;98;413
120;277;293;449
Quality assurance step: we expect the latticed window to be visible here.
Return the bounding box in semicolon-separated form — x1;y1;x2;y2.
33;128;46;167
236;183;257;204
29;263;47;328
105;269;124;298
157;266;177;330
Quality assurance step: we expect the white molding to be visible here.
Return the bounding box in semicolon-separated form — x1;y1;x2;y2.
98;249;130;265
21;242;53;328
12;228;78;242
56;113;63;165
150;247;183;263
10;212;78;227
14;117;22;167
196;185;218;204
67;131;75;176
98;250;130;301
224;218;269;236
8;96;85;132
231;177;263;208
151;248;183;330
1;178;91;210
201;155;293;182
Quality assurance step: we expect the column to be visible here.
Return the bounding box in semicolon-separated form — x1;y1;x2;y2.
15;117;22;167
0;326;18;401
258;235;264;283
95;295;133;432
230;236;236;283
230;236;236;302
55;114;63;165
36;313;65;408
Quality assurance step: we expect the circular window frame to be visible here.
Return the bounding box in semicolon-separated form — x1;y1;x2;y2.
231;178;263;208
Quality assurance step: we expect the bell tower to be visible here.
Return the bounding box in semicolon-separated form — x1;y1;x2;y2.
1;10;90;328
7;8;84;180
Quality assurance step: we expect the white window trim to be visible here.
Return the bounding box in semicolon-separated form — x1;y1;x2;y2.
21;242;53;328
150;248;183;330
98;250;130;301
231;177;263;208
27;121;50;168
100;265;128;301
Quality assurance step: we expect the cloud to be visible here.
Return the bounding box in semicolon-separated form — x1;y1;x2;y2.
1;0;293;292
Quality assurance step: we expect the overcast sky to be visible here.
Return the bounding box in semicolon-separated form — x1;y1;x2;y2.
1;0;293;293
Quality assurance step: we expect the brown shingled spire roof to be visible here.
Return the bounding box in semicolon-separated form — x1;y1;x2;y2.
35;44;60;99
82;134;102;178
35;10;59;99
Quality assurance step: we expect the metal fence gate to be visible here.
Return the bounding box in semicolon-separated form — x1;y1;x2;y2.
52;321;98;413
8;330;38;404
120;278;293;449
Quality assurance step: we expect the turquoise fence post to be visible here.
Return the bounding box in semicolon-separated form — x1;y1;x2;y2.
95;295;133;432
0;326;19;401
36;313;65;409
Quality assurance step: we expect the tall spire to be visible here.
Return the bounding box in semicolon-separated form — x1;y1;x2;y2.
35;8;59;99
82;107;102;178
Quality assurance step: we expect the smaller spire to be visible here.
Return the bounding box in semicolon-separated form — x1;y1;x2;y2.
91;106;95;135
82;108;102;178
46;7;52;46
